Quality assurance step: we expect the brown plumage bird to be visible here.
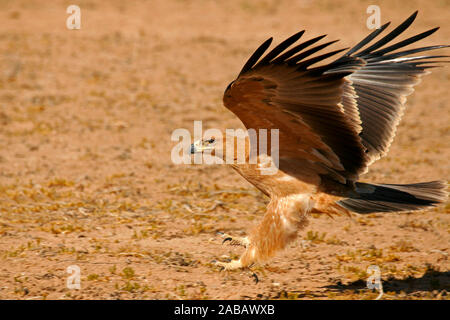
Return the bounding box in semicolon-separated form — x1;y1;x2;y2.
190;11;448;272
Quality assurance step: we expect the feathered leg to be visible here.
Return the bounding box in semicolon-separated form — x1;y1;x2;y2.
215;195;312;271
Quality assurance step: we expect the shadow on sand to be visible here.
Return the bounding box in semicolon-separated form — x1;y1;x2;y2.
324;268;449;296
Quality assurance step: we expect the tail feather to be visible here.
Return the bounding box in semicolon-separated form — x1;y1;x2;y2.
337;181;448;214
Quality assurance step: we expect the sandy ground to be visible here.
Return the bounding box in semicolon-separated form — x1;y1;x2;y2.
0;0;449;300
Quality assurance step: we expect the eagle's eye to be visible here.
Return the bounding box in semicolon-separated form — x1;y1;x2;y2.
206;138;215;144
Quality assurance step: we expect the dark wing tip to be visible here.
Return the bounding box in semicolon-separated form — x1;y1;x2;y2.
407;10;419;23
254;30;305;68
354;11;420;57
238;37;273;76
343;22;391;58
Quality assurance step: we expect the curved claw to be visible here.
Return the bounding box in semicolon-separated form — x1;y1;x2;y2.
213;260;259;283
211;259;225;271
211;260;226;271
222;237;232;245
219;233;250;248
251;272;259;284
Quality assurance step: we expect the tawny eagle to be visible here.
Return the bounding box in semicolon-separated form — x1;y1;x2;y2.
191;11;448;272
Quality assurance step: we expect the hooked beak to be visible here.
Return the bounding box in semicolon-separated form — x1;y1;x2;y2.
190;139;202;154
190;139;215;154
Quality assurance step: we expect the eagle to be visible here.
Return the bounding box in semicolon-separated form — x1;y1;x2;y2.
190;11;448;273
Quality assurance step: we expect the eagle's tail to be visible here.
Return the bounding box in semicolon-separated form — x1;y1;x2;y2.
337;181;448;214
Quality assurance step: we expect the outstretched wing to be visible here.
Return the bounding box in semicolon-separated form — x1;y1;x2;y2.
223;32;369;184
333;11;448;166
223;11;447;184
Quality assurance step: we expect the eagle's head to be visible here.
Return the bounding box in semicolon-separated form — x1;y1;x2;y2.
190;135;248;164
190;137;216;154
